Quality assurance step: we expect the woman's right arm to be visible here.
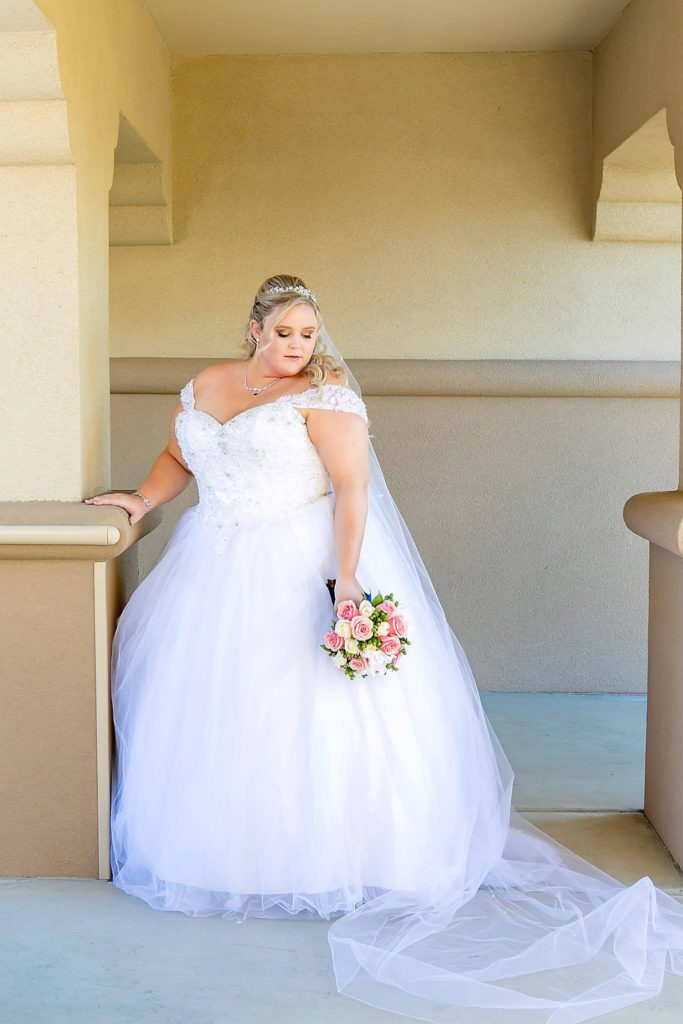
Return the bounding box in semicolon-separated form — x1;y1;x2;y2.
82;400;194;525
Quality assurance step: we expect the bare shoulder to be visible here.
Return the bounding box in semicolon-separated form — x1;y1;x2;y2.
193;360;242;394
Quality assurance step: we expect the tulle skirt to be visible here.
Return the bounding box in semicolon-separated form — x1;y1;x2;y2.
110;490;492;914
110;490;683;1023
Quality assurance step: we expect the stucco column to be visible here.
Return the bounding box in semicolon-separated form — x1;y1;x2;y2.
592;0;683;871
623;160;683;869
624;490;683;865
0;2;171;879
0;503;161;879
0;6;89;500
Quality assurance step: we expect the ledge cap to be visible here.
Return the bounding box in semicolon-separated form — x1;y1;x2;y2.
623;490;683;557
0;499;162;560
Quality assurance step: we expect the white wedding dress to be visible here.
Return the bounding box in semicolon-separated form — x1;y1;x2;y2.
110;376;683;1024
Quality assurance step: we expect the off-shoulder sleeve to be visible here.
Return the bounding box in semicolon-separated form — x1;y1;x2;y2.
293;383;369;423
179;378;195;412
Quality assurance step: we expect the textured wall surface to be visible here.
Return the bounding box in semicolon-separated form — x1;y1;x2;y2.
110;51;681;362
110;359;680;693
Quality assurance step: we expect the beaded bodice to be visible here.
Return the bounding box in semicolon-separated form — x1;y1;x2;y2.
175;377;369;552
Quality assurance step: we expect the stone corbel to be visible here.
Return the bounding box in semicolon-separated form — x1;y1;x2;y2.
593;109;681;243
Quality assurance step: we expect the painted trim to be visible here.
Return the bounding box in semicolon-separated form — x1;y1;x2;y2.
93;561;113;880
0;525;121;545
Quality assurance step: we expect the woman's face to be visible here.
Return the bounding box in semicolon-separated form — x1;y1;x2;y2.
250;302;318;376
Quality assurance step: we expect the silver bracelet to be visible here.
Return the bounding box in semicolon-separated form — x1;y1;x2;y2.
132;490;153;512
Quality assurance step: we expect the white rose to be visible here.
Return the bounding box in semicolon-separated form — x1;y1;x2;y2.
366;650;391;676
334;619;352;638
344;637;360;654
376;621;390;636
399;604;414;632
358;599;374;617
333;651;347;669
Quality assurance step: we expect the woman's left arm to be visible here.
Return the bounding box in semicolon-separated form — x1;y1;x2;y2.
305;407;370;611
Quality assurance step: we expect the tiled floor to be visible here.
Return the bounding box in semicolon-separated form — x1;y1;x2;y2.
2;693;682;1024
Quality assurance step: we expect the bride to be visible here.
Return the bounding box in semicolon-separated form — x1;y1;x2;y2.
85;274;683;1023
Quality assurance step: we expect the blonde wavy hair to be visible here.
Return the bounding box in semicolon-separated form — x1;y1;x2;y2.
241;274;348;395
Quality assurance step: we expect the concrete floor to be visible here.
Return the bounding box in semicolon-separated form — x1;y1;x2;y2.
2;693;683;1024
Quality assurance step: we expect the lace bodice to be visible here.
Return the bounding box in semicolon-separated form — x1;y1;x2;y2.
175;377;369;553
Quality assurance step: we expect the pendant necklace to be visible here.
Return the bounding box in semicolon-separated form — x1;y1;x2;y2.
244;349;282;397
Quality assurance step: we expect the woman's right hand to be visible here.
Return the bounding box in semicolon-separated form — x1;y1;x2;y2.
83;492;150;526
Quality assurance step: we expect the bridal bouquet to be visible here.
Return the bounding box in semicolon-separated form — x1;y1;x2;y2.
321;584;412;679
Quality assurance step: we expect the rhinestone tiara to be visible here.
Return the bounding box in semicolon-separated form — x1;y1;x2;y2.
263;283;317;304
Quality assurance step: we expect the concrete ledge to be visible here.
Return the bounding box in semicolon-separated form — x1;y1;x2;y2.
0;499;162;560
623;490;683;557
111;357;681;398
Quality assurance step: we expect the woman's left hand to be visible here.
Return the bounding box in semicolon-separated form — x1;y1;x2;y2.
334;573;367;614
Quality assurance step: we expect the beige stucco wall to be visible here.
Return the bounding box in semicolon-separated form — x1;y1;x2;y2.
0;0;172;499
592;0;683;475
103;19;683;700
593;0;683;176
3;0;683;875
111;360;680;694
110;50;680;361
3;1;683;690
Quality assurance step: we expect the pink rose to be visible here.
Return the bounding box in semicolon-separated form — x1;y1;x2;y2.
324;631;345;651
378;600;397;614
337;599;359;620
387;613;408;637
380;635;401;656
349;656;369;672
351;615;374;641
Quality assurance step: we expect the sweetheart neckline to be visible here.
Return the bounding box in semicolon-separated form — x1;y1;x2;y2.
186;379;318;429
